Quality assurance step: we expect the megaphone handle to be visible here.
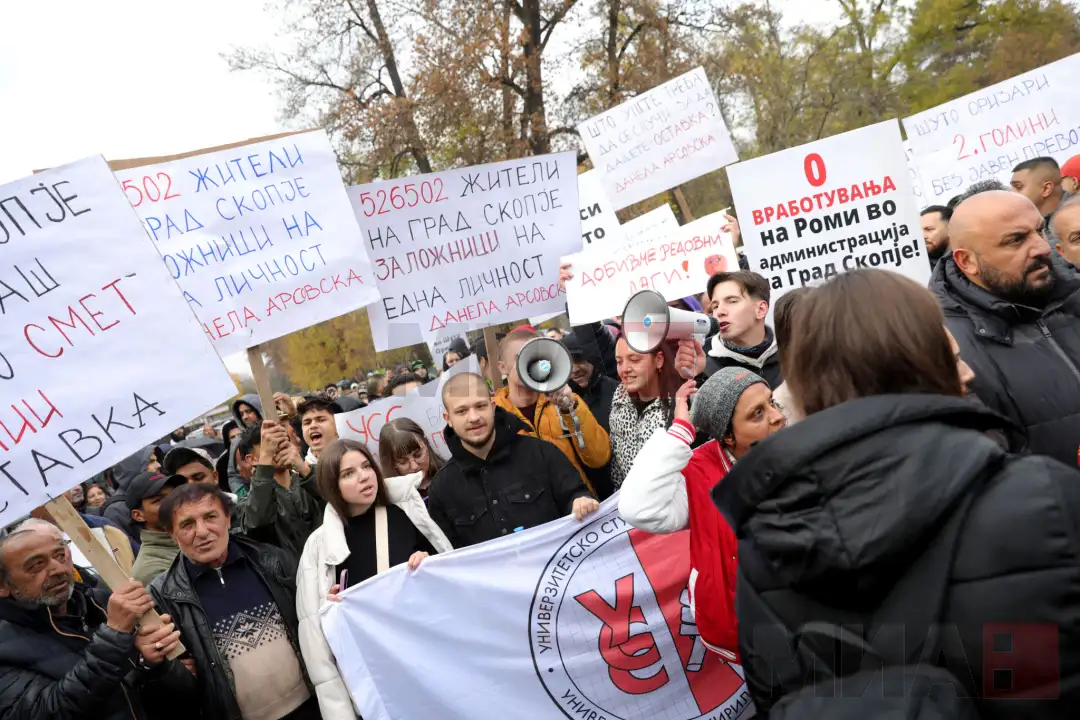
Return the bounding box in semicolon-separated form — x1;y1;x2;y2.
680;342;698;380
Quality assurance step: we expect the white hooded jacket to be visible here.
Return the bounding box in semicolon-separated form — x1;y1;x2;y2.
295;472;453;719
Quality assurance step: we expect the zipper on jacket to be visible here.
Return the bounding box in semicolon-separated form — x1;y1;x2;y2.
1037;319;1080;382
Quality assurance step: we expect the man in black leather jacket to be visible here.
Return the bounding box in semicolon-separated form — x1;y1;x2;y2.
149;483;318;720
0;518;190;720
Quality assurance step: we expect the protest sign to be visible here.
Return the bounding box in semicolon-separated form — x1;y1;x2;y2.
728;120;928;304
119;129;381;356
621;203;680;247
578;169;623;248
904;141;924;207
579;68;739;211
351;153;579;352
903;53;1080;202
0;156;235;525
427;331;465;371
564;212;736;324
335;356;479;459
322;495;753;720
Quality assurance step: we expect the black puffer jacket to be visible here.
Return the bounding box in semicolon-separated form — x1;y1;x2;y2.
931;256;1080;467
713;395;1080;719
147;536;310;720
103;445;157;545
0;573;193;720
426;408;591;548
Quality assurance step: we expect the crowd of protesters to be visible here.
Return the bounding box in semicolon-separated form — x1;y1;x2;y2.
1;155;1080;720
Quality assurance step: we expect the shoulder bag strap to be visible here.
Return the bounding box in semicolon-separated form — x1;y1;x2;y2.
375;505;390;573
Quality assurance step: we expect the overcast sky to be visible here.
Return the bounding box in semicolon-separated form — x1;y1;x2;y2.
0;0;838;374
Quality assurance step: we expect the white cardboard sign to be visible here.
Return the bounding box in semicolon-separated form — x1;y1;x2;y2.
0;157;235;523
121;130;381;355
728;120;929;306
579;67;739;210
621;204;680;248
564;211;737;324
351;153;580;352
903;53;1080;203
578;169;623;248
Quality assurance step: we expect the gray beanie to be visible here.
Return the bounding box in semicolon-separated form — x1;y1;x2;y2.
690;367;768;441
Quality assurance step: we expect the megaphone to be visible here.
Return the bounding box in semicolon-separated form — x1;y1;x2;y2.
622;290;720;374
516;337;573;393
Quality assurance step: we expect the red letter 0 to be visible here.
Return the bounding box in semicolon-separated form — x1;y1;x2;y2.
804;154;827;187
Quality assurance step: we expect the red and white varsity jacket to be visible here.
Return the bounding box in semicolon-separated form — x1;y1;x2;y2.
618;418;740;661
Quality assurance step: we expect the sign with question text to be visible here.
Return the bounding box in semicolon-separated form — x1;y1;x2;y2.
578;169;623;248
579;68;739;210
903;53;1080;203
0;157;235;523
351;154;580;352
119;130;381;355
728;121;929;307
564;212;737;324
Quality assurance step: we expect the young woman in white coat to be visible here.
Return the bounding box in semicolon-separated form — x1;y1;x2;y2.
296;438;453;719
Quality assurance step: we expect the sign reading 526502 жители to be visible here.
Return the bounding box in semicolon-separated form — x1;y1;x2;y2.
0;157;235;523
350;153;581;352
728;120;929;308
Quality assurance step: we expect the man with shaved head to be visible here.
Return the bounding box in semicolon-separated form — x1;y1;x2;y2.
1012;157;1071;236
428;372;598;548
931;190;1080;466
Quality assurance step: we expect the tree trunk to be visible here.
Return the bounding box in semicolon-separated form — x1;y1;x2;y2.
520;0;550;155
605;0;621;105
500;0;515;156
364;0;434;173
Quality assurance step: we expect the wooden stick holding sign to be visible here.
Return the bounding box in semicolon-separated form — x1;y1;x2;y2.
672;186;696;223
482;327;503;390
246;346;278;421
43;496;186;660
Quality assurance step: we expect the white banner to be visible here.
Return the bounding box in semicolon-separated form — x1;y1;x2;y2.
335;356;479;459
904;141;925;208
121;130;381;355
564;212;737;324
352;154;580;352
580;68;739;211
622;204;680;248
728;120;929;306
0;157;235;523
578;169;623;248
903;53;1080;203
322;497;753;720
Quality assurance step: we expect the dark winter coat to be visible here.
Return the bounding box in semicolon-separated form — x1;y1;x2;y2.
703;333;783;389
148;536;310;720
564;329;619;499
713;394;1080;719
426;408;592;548
102;445;156;544
0;572;193;720
931;256;1080;467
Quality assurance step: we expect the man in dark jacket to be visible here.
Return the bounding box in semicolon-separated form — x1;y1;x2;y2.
234;421;323;561
931;190;1080;466
150;483;318;720
563;330;619;499
701;271;783;387
103;445;162;544
226;394;264;494
428;372;599;547
0;518;190;720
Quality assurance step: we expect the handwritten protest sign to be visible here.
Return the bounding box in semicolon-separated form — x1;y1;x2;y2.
335;357;478;459
120;130;381;356
0;157;235;524
903;53;1080;203
621;204;679;247
728;121;928;306
904;141;924;207
578;169;623;248
579;68;738;210
352;153;579;352
564;212;736;324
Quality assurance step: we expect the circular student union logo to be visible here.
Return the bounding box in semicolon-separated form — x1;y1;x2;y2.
529;508;752;720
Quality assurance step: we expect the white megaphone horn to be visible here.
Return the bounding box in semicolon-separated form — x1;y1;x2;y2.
622;290;720;377
516;337;573;393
